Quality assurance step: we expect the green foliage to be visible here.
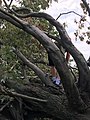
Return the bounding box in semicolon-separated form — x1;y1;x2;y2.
21;0;49;11
74;1;90;41
0;21;52;82
20;0;58;11
0;0;59;83
80;2;87;15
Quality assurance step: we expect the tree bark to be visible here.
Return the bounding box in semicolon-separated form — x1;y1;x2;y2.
0;80;90;120
25;12;90;95
12;47;54;87
0;9;90;110
0;9;88;111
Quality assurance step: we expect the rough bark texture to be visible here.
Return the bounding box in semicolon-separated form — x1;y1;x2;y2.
0;8;90;120
12;47;54;87
28;12;90;94
0;80;90;120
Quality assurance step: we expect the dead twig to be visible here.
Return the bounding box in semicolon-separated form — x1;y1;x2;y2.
0;98;13;112
0;85;47;103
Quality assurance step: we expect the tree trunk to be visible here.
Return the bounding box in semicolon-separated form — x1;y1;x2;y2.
26;12;90;95
0;10;89;111
0;80;90;120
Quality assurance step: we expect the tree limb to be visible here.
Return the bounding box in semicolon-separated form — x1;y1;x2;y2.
12;47;54;87
14;11;90;93
0;84;47;103
56;11;82;20
0;8;88;111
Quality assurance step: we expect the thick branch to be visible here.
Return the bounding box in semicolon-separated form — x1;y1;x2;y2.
15;11;90;93
0;9;87;111
3;80;90;120
1;9;89;78
3;0;13;8
0;8;23;28
12;47;54;87
0;80;77;120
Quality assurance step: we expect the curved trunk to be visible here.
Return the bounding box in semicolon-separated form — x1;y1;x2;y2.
25;12;90;95
0;9;88;111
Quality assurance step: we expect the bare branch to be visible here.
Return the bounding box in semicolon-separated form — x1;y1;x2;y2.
12;7;32;13
0;84;47;103
56;11;82;20
0;8;23;28
12;47;54;87
10;7;83;20
3;0;14;8
9;0;13;7
0;98;13;112
7;91;47;103
3;0;9;8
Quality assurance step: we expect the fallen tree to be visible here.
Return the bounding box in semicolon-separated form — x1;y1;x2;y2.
0;79;90;120
0;3;90;120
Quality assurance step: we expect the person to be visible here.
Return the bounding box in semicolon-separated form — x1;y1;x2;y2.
48;54;60;85
48;47;70;86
